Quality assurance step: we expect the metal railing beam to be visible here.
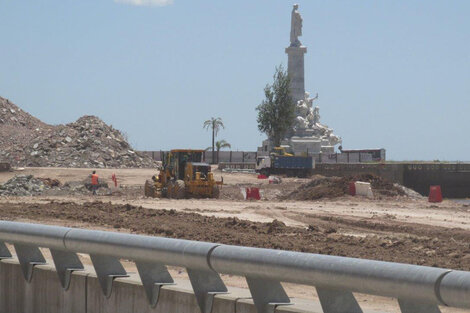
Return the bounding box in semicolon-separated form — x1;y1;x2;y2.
0;221;469;313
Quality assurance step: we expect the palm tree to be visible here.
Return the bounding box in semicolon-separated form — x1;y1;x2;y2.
215;140;231;163
203;117;224;164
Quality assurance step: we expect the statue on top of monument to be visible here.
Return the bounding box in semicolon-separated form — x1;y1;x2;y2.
290;4;303;47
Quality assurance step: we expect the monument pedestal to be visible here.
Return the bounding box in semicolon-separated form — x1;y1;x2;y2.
285;136;321;155
285;46;307;103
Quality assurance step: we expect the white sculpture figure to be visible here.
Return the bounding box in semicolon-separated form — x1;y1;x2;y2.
290;4;302;47
312;106;320;124
296;99;309;116
295;116;309;130
306;108;315;126
329;134;342;146
303;92;318;109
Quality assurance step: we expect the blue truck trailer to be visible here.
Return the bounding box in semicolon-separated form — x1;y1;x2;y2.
256;155;315;177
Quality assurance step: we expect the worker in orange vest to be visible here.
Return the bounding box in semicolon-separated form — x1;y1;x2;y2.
91;170;99;195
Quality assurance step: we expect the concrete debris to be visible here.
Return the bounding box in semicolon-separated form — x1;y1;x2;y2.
0;97;157;168
394;183;425;200
0;174;111;196
0;175;48;196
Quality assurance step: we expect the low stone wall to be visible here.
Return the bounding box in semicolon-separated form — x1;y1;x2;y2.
315;163;405;185
0;259;325;313
0;162;10;172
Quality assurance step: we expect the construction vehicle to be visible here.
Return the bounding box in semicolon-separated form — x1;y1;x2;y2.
256;147;314;177
273;146;294;156
144;149;222;199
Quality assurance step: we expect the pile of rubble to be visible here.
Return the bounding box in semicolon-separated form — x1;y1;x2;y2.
0;175;111;196
0;175;48;196
0;97;46;129
282;174;406;200
21;115;156;168
0;97;157;168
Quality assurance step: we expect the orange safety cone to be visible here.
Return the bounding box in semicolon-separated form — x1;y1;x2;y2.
428;185;443;203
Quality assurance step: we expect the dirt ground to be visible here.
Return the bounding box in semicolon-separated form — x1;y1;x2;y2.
1;167;469;313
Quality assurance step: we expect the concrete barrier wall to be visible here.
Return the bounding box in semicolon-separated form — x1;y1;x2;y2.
315;163;406;185
315;163;470;198
403;163;470;198
0;259;320;313
139;151;258;164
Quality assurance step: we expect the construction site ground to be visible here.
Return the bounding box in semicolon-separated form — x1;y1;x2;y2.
1;167;469;313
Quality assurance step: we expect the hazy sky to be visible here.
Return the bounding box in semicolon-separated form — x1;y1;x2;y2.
0;1;469;160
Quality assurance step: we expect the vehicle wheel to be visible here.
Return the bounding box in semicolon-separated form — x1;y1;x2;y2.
166;181;173;198
161;187;168;198
144;180;155;198
174;180;186;199
212;186;220;199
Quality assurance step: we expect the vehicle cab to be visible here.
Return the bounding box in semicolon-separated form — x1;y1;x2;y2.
256;156;271;172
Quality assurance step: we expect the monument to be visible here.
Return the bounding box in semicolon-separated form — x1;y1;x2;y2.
259;4;342;156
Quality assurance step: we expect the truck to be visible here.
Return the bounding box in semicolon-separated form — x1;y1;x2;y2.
255;154;315;177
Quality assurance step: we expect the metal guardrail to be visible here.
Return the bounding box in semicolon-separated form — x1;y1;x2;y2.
0;221;469;313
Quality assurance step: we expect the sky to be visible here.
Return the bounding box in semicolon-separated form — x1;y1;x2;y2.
0;1;469;161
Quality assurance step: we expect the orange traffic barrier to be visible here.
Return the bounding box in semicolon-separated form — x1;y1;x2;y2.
246;187;261;200
428;185;443;203
349;182;356;196
111;173;118;187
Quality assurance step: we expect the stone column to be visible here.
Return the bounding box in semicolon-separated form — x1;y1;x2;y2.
285;46;307;104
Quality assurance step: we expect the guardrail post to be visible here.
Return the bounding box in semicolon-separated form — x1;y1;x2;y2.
13;244;46;282
398;299;441;313
90;255;128;298
316;287;362;313
135;261;175;308
246;277;291;313
187;268;228;313
50;249;84;290
0;242;11;259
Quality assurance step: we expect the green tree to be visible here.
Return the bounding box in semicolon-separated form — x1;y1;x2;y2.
215;140;231;163
203;117;225;164
256;65;295;147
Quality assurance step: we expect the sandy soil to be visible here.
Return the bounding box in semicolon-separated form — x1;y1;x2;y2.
1;167;469;313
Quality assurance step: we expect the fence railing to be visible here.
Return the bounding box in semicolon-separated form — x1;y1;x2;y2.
0;221;469;313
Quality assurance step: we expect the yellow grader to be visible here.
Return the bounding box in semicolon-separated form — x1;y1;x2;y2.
144;149;222;199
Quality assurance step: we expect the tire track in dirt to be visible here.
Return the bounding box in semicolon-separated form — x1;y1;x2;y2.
0;200;468;271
